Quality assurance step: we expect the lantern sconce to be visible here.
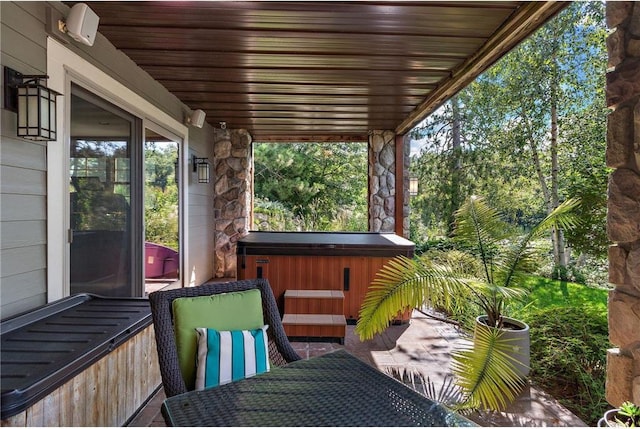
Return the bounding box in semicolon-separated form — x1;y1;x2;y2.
4;66;60;142
409;176;419;197
192;155;210;184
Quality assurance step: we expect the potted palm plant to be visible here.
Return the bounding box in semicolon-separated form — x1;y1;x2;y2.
599;402;640;427
356;195;580;411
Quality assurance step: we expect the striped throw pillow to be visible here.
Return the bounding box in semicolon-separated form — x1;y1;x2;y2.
194;325;270;390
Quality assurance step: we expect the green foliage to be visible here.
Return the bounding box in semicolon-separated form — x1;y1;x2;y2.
535;249;610;289
144;141;179;250
409;2;608;259
616;402;640;427
452;327;527;411
509;276;609;426
454;196;580;326
145;185;179;250
254;142;367;231
253;197;299;231
357;196;580;411
514;275;608;316
517;306;609;426
417;250;483;329
560;107;610;258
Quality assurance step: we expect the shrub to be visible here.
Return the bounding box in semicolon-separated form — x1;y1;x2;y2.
520;306;610;426
413;236;457;255
253;198;300;231
416;250;480;329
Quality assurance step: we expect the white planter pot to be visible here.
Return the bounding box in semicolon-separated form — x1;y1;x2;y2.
475;315;530;378
597;409;620;427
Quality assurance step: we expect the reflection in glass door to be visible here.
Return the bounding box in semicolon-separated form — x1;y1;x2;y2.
69;86;142;297
144;129;180;294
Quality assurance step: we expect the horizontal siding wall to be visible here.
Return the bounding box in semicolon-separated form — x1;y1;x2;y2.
1;1;217;319
1;2;49;318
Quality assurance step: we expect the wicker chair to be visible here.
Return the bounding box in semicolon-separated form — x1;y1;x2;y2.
148;278;301;398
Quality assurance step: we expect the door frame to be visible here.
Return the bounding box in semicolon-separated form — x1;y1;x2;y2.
47;38;188;301
144;122;185;290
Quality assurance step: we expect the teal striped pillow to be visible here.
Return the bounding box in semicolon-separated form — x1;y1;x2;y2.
194;325;270;390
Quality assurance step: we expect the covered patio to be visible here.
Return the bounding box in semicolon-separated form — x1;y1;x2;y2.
1;0;639;426
130;310;587;427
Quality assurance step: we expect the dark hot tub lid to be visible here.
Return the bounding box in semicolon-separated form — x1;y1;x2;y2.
237;231;415;257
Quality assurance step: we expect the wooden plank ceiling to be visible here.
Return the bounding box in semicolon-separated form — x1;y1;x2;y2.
77;1;567;142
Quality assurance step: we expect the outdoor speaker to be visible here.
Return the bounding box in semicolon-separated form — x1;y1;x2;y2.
66;3;100;47
188;109;206;128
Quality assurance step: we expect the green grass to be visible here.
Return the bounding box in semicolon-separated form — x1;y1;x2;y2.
509;275;610;426
511;275;608;318
426;273;610;424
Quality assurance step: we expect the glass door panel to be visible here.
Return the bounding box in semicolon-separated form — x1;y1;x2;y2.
144;129;180;294
69;87;140;297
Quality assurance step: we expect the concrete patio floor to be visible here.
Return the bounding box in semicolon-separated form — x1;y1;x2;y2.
130;311;587;427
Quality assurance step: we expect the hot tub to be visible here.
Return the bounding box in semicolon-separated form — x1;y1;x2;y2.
237;232;415;321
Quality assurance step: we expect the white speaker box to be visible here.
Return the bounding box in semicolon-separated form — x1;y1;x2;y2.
66;3;100;47
188;109;206;128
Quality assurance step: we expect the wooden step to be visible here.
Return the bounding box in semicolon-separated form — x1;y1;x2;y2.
284;290;344;299
282;314;346;325
282;314;346;341
284;290;344;315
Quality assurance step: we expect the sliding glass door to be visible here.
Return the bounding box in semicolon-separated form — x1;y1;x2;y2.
144;128;181;293
69;85;143;297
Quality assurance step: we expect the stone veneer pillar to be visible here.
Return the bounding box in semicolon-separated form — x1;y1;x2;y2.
368;130;410;236
605;2;640;407
402;134;411;237
213;129;252;278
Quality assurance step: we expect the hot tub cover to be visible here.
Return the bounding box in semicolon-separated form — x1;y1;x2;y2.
237;231;415;257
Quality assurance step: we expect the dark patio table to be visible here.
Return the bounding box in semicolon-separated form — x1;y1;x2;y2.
161;349;475;427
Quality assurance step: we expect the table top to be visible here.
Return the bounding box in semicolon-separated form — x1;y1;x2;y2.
162;349;475;427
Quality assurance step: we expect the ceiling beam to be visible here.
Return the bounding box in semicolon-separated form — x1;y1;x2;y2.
253;134;369;143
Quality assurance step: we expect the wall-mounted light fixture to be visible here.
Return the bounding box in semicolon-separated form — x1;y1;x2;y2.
192;155;210;184
409;176;419;197
4;66;60;142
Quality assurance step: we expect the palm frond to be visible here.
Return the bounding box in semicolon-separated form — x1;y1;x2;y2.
356;195;581;413
452;327;526;411
355;256;469;340
471;282;527;304
453;196;510;284
386;368;465;409
501;198;581;288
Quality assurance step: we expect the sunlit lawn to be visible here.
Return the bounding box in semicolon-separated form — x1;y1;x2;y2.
514;275;608;317
510;275;610;426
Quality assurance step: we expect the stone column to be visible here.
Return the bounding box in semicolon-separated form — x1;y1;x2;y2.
368;130;411;236
605;1;640;407
369;130;397;232
213;129;252;278
402;134;411;238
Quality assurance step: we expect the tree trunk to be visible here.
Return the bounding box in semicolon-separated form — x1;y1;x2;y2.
448;96;463;235
521;108;552;211
549;52;568;275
